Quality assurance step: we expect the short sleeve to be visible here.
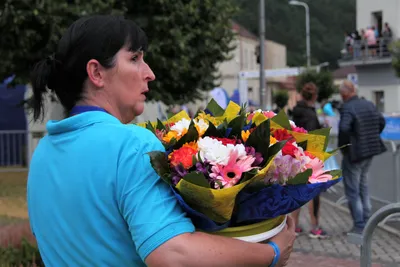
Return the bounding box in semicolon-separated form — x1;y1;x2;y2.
116;129;195;262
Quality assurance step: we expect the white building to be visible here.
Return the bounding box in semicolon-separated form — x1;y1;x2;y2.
339;0;399;113
216;22;287;107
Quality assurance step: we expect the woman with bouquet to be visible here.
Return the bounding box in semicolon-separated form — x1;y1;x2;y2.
27;15;295;266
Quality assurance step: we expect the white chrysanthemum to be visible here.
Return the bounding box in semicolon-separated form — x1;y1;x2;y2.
170;118;191;136
197;137;247;166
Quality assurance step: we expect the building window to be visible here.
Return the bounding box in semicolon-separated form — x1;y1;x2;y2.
374;91;384;112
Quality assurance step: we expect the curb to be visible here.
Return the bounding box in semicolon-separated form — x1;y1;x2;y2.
321;197;400;239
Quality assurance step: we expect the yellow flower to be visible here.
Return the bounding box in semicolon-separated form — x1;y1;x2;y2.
163;131;179;143
241;130;251;142
196;112;219;126
194;118;209;137
183;141;198;151
270;135;277;145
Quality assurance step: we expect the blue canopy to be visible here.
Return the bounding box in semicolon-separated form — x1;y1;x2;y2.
230;89;258;106
0;76;27;166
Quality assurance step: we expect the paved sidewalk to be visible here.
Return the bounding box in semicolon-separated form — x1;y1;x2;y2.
287;197;400;267
287;252;388;267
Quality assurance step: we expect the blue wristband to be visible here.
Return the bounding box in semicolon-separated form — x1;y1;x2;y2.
267;241;280;267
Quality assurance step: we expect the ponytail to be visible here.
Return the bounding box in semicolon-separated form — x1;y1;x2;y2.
30;55;57;121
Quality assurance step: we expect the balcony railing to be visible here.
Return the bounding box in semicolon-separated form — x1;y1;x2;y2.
340;37;393;63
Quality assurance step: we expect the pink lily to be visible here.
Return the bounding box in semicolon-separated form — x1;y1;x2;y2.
306;158;333;183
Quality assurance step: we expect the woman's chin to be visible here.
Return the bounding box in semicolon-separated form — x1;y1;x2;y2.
133;103;145;117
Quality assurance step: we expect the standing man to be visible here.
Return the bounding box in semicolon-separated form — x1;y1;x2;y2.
338;80;386;234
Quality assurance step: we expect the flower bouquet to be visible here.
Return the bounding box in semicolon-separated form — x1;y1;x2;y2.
139;99;342;242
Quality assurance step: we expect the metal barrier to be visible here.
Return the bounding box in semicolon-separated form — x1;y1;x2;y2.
0;130;28;170
330;139;400;205
0;130;45;172
341;37;393;61
325;137;400;228
347;203;400;267
369;140;400;204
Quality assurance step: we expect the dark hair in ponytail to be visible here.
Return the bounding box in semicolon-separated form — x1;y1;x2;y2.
301;82;318;101
30;15;148;121
30;55;62;121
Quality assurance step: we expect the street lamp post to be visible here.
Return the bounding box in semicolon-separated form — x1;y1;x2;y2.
259;0;267;110
289;0;310;68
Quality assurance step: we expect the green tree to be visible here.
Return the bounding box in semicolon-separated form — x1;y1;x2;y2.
390;40;400;77
232;0;356;68
273;90;289;109
0;0;121;86
296;69;336;102
1;0;237;106
124;0;237;104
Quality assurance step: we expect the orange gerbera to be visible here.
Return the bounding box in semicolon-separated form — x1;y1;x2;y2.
169;146;198;169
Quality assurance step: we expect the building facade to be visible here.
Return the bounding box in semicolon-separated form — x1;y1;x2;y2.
339;0;400;113
217;22;287;107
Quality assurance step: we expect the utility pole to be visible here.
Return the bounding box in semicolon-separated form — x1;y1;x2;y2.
259;0;267;110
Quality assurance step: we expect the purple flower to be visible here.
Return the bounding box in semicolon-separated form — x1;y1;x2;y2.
195;161;214;184
245;146;264;166
171;165;188;185
196;162;208;175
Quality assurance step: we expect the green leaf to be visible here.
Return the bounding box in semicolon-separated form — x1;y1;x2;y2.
217;118;229;132
246;119;270;162
297;140;308;151
327;144;351;155
156;119;166;131
203;121;223;138
271;110;292;130
147;151;172;185
197;151;204;164
227;113;246;137
146;121;156;133
326;169;342;179
191;154;199;166
287;169;313;185
309;128;331;137
182;172;210;188
240;168;259;184
205;99;225;117
175;121;199;148
267;140;287;162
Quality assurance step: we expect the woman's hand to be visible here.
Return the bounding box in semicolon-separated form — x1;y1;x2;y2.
270;215;296;266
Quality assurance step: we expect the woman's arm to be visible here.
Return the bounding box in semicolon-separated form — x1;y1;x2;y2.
146;215;295;267
146;232;275;267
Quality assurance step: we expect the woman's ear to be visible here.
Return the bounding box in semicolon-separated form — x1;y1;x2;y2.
86;59;105;88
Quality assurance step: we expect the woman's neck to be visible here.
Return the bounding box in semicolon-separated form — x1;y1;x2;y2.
75;99;124;122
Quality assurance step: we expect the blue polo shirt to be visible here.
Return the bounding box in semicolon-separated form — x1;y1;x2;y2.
27;111;195;266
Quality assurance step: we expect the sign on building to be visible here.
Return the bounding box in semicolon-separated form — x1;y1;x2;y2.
347;73;358;85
